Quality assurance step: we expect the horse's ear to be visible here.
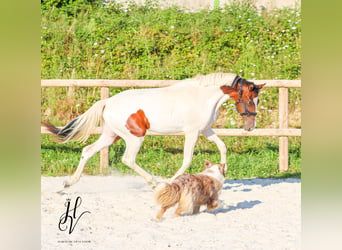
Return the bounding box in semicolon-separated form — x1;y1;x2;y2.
220;86;238;100
257;83;266;89
205;160;215;169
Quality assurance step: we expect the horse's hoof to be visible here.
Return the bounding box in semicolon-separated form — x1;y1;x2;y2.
147;179;157;189
56;188;65;194
63;180;71;188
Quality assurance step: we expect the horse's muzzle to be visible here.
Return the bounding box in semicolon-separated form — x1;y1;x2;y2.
242;116;256;131
243;126;255;131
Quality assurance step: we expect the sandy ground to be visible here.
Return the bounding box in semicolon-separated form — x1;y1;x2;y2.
41;174;300;249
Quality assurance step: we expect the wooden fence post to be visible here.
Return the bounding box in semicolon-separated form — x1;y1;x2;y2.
100;87;110;174
279;87;289;172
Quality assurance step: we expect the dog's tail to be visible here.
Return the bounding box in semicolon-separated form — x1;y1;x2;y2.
154;182;182;207
42;99;106;143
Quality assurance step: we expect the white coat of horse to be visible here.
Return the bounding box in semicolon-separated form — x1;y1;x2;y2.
44;72;265;188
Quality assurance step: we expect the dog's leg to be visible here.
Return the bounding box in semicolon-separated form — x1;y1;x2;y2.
218;199;228;209
175;200;185;216
207;199;219;211
175;201;192;216
175;206;182;217
175;192;193;216
156;206;170;221
192;205;201;214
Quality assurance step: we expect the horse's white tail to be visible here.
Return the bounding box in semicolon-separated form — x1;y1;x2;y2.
43;100;106;143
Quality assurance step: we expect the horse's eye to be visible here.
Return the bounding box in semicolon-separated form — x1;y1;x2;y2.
248;101;253;105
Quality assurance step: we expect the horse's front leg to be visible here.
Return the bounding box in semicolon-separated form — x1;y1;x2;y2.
202;128;227;170
171;131;199;181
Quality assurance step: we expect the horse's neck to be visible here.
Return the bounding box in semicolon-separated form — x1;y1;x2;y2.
200;85;227;105
199;85;230;116
168;82;228;108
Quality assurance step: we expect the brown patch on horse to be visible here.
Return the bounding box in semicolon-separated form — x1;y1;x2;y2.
125;109;150;137
220;86;239;101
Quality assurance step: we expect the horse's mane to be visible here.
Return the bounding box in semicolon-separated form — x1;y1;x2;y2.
188;72;238;87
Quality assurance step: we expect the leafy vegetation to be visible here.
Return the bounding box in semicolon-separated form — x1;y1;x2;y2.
41;0;301;81
41;0;301;179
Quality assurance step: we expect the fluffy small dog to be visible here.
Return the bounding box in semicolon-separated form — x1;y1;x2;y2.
154;161;226;220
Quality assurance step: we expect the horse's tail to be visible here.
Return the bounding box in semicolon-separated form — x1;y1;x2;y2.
154;182;182;208
42;99;106;143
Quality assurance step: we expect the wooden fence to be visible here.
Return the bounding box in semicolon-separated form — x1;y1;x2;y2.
41;79;301;173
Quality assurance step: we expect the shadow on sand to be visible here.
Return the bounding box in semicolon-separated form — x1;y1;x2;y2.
204;200;262;214
223;177;301;190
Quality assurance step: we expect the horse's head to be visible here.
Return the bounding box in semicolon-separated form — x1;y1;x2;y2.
221;77;265;131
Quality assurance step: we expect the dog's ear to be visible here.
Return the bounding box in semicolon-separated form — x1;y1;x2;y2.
219;163;226;177
205;160;215;169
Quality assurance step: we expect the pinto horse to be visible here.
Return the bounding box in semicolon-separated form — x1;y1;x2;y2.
43;73;265;188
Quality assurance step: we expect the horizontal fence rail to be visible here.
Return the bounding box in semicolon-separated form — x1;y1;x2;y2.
41;79;301;88
41;79;301;173
41;127;301;137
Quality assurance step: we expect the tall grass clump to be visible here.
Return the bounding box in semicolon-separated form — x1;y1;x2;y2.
41;0;301;178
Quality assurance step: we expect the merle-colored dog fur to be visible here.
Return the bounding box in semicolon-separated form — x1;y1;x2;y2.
154;161;226;220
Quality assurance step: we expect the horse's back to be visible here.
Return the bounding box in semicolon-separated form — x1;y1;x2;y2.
102;83;219;135
102;86;188;133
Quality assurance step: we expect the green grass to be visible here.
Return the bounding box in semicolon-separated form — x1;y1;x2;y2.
41;134;301;179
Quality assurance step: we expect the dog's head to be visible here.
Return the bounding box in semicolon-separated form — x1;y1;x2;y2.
203;160;226;183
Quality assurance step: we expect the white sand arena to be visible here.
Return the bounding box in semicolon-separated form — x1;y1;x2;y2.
41;174;300;249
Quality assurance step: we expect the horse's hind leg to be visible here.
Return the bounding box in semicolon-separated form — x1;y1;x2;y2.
121;135;155;186
64;128;117;188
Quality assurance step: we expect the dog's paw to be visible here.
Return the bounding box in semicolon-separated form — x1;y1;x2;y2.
152;217;162;222
218;200;228;209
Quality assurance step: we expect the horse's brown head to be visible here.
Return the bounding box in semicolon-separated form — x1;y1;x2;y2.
221;76;265;131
